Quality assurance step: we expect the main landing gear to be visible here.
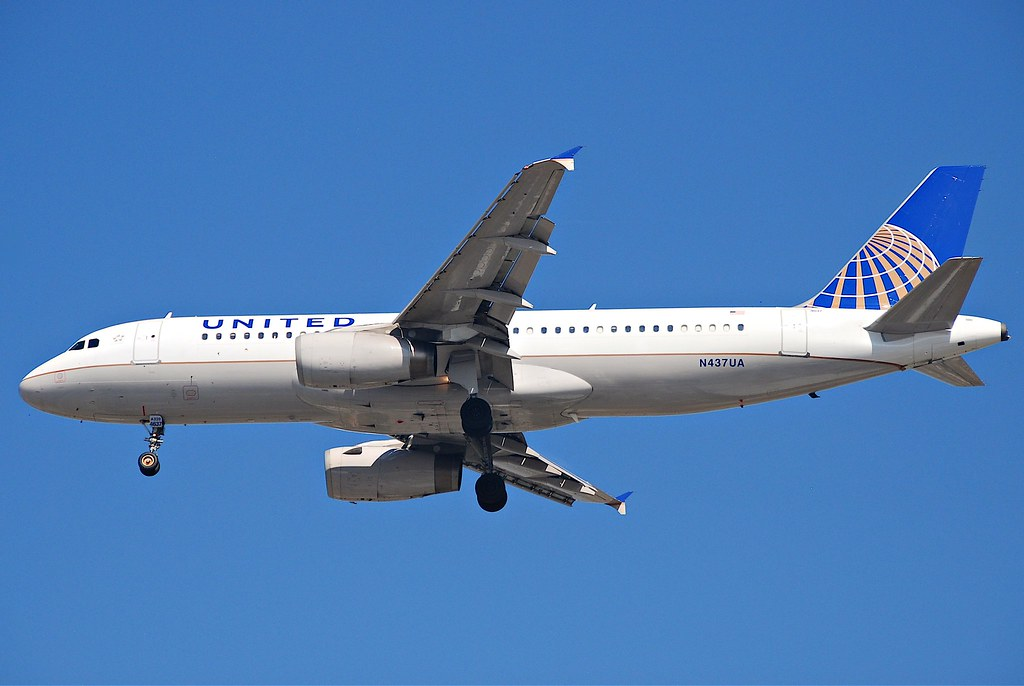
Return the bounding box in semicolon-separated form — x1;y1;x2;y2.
460;396;507;513
138;414;164;477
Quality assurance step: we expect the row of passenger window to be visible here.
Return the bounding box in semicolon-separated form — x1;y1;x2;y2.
511;323;745;335
200;323;748;341
201;331;300;341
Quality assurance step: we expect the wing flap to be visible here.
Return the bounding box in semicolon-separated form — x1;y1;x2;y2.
478;435;628;514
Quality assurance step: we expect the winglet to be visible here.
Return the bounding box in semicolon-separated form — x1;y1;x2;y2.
533;146;582;171
612;491;633;515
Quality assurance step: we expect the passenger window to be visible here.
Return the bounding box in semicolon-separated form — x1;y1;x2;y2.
230;333;236;340
244;332;251;339
69;340;85;351
583;326;589;333
709;324;716;332
216;333;223;340
639;325;645;332
695;325;702;332
272;332;279;339
723;324;730;332
541;327;547;334
555;326;561;334
569;326;575;334
738;323;745;332
653;325;659;332
258;332;265;339
625;326;631;333
286;332;293;339
202;333;209;341
526;327;534;334
610;326;617;333
513;327;519;334
680;325;688;332
667;325;673;332
596;326;604;333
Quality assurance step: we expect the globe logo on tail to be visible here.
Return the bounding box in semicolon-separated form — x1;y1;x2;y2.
807;224;940;309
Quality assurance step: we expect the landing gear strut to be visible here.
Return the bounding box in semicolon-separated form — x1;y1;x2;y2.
138;414;164;477
460;396;507;512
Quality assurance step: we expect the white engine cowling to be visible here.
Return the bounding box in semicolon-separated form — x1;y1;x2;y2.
325;439;462;502
295;330;435;390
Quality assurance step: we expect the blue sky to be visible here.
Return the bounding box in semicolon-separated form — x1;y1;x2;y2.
2;2;1022;683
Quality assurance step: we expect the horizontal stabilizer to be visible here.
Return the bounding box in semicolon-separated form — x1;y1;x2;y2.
865;257;982;335
914;357;985;387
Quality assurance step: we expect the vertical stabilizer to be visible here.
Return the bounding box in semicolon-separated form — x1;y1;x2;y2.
804;166;984;310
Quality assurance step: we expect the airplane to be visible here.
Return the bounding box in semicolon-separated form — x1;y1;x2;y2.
19;149;1009;515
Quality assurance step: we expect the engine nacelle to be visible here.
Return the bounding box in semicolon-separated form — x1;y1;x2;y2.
325;439;463;502
295;330;435;390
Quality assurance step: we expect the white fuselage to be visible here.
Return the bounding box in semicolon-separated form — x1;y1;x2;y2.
19;307;1004;435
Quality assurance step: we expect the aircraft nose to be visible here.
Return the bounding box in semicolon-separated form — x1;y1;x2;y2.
19;372;46;410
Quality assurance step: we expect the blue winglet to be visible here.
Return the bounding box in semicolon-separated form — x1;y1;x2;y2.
553;145;583;160
612;490;633;515
533;146;582;171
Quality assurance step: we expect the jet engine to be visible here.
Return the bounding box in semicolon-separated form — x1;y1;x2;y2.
325;439;462;502
295;330;435;390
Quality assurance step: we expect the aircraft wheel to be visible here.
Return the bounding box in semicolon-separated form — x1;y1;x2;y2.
138;452;161;477
475;472;507;512
460;396;493;438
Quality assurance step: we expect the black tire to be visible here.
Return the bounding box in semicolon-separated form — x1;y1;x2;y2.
460;397;493;438
475;472;507;512
139;452;160;477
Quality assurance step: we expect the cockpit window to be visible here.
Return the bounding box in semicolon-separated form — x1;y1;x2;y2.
87;338;99;348
69;340;85;351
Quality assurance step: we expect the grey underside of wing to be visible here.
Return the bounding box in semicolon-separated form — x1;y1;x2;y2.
403;433;626;513
394;159;566;334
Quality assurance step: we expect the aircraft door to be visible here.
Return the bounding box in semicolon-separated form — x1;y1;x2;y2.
780;309;809;357
133;320;162;364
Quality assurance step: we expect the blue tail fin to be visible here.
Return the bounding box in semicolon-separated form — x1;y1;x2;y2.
804;166;985;310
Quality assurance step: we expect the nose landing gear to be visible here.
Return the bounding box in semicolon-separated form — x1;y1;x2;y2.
460;396;507;512
138;414;164;477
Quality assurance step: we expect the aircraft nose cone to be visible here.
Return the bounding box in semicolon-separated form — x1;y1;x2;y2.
19;373;45;410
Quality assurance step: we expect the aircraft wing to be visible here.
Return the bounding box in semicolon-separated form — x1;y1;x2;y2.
393;148;580;389
404;432;629;515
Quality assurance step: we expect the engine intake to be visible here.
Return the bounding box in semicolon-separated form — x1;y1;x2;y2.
325;440;463;502
295;330;435;390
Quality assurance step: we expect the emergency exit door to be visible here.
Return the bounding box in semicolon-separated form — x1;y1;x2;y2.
780;309;808;357
133;320;162;364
